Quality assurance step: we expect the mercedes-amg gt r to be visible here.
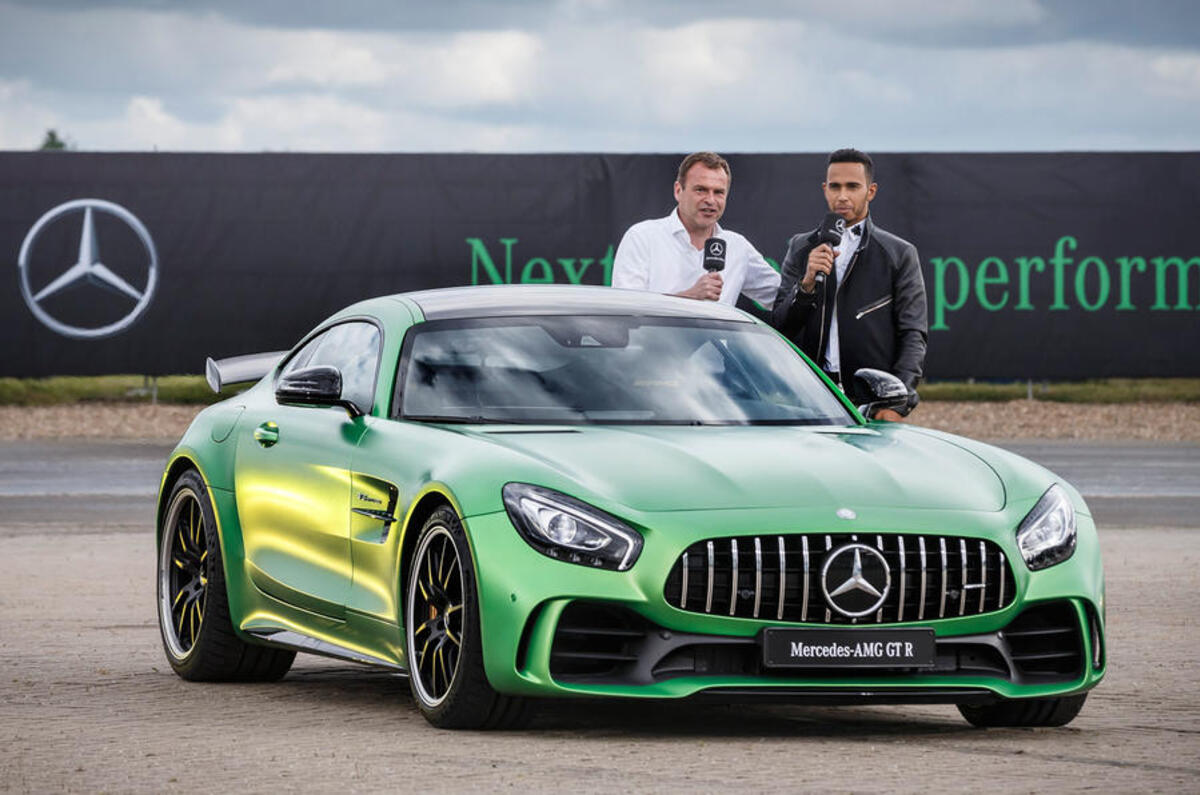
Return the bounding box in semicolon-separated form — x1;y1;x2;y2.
156;285;1104;729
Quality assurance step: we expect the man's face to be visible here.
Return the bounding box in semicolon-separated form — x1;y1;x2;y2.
674;164;729;232
823;162;876;225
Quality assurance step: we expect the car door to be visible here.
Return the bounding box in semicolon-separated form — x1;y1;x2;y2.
234;320;381;620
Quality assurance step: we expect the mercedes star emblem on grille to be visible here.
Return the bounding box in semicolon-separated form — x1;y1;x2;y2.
821;543;892;618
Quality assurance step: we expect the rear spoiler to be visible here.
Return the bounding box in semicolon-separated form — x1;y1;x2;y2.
205;351;287;393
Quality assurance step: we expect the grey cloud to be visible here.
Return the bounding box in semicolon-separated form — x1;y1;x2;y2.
7;0;1199;47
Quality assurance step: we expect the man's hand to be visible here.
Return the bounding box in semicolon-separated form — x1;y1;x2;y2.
873;408;905;422
677;271;723;301
801;243;836;292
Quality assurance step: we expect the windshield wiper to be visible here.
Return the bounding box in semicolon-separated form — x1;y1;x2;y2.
402;414;512;424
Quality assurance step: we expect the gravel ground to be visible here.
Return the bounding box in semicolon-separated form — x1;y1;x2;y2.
2;527;1197;792
0;401;1197;442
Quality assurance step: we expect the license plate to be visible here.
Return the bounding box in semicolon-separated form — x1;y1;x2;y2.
761;628;936;669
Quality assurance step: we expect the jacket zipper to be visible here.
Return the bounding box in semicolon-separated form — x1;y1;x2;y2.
855;295;893;320
819;249;861;365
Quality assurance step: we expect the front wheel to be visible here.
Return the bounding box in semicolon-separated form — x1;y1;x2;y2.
157;469;295;681
958;693;1087;728
405;505;528;729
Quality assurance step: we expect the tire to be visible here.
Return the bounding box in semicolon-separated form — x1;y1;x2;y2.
405;505;529;729
157;469;295;682
958;693;1087;728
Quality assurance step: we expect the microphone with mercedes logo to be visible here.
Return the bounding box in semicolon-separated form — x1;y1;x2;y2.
813;212;846;287
703;237;726;272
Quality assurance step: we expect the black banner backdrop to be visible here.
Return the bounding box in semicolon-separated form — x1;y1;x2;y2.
1;152;1198;378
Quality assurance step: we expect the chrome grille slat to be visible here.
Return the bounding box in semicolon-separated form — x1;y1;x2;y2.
665;533;1014;626
979;540;987;613
776;537;786;621
938;537;948;618
959;538;968;616
801;536;810;622
680;552;688;609
824;535;832;624
876;535;885;624
729;539;739;617
753;537;762;619
705;541;714;614
918;537;927;621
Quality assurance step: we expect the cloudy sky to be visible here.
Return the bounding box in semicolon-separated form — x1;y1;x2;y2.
0;0;1197;152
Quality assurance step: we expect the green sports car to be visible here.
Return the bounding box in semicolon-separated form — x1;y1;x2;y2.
156;285;1104;729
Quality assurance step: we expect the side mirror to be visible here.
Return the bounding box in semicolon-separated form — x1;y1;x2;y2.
276;365;363;418
853;368;912;419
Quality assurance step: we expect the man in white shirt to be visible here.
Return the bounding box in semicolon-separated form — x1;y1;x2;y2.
612;152;780;308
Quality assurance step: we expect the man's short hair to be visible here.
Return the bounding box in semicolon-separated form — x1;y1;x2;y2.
677;151;731;187
828;148;874;183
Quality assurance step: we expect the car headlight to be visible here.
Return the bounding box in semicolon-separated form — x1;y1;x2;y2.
1016;484;1077;570
502;483;643;571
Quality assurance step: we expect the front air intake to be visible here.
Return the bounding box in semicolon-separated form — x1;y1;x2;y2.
1004;601;1084;679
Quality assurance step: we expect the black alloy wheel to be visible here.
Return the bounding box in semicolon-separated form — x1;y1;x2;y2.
409;522;465;705
405;506;529;729
162;486;208;656
156;469;295;681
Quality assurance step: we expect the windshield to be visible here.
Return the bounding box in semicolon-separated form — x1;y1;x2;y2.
396;316;856;426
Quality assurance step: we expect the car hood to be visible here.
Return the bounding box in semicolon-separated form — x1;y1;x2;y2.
458;424;1006;513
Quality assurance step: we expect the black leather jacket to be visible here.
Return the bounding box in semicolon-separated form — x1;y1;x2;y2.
771;217;928;409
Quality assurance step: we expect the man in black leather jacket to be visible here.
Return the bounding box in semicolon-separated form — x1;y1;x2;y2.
772;149;927;420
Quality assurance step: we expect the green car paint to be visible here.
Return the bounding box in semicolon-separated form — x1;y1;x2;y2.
157;286;1104;727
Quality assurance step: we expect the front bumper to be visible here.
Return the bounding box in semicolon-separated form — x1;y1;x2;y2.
464;504;1106;703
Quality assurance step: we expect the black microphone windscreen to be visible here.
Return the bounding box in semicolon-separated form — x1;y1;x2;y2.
818;212;845;247
703;237;726;272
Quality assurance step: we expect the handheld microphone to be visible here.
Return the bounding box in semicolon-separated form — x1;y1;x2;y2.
813;212;845;286
703;237;726;272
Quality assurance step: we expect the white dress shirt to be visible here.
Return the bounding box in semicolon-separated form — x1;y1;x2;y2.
612;210;780;308
824;219;866;373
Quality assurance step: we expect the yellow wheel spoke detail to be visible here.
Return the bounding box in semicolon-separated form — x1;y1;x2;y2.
172;557;185;569
200;550;208;562
444;628;460;647
438;644;451;687
173;590;185;608
445;603;462;615
414;619;431;636
417;579;429;600
419;636;431;668
190;501;200;547
177;527;187;554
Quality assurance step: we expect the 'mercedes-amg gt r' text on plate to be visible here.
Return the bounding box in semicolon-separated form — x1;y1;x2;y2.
157;285;1104;728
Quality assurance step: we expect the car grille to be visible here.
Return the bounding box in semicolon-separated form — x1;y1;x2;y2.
663;533;1016;625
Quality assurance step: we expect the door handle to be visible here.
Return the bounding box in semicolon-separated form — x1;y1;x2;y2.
253;421;279;447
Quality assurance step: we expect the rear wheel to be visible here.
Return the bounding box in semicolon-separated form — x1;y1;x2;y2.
958;694;1087;728
157;469;295;681
405;505;528;729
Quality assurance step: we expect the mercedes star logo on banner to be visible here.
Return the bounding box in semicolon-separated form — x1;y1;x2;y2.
17;198;158;339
